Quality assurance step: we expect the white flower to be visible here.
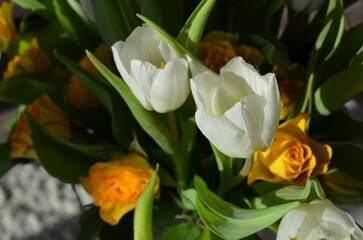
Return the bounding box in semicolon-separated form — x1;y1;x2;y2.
112;24;189;113
189;56;280;158
289;0;327;13
277;199;363;240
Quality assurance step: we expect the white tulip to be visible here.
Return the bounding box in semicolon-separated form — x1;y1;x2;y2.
189;56;280;158
112;24;189;113
289;0;327;13
277;199;363;240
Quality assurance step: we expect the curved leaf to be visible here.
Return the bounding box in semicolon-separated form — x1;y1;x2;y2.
86;51;177;155
26;114;101;183
195;176;299;239
134;165;159;240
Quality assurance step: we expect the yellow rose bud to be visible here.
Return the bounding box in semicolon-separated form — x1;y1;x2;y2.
80;154;160;226
0;1;15;51
10;94;71;159
248;113;332;185
3;38;51;79
198;31;264;73
67;43;114;109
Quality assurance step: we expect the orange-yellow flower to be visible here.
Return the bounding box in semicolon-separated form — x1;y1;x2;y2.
10;94;71;159
248;113;332;185
80;154;159;226
273;65;305;119
67;43;114;109
3;38;51;79
198;31;264;73
0;1;15;51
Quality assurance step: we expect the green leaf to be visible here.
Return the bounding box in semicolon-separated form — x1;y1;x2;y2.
330;144;363;180
89;0;130;47
137;15;196;59
181;188;198;210
66;0;90;25
55;51;135;147
140;0;162;25
77;206;103;240
195;176;299;239
158;223;201;240
246;34;294;69
312;0;344;65
86;51;177;155
53;0;100;50
0;75;58;104
177;0;217;54
134;165;159;240
12;0;46;11
116;0;140;34
0;142;18;178
350;45;363;67
26;113;101;183
314;64;363;115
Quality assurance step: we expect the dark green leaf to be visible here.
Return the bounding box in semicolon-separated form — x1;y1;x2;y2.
246;34;294;69
12;0;46;11
330;144;363;180
141;0;162;25
90;0;130;47
116;0;140;34
53;0;100;50
0;142;18;178
314;64;363;115
158;223;201;240
0;75;58;104
55;51;134;147
26;114;101;183
77;206;103;240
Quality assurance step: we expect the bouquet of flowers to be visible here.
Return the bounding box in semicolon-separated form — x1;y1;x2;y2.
1;0;363;239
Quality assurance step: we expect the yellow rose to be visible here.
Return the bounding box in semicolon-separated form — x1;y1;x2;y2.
198;31;264;73
80;154;160;225
248;113;332;185
0;1;15;51
67;43;114;109
3;38;51;79
272;65;305;119
10;94;71;159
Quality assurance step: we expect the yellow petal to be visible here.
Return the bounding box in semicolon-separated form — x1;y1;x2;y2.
278;113;310;144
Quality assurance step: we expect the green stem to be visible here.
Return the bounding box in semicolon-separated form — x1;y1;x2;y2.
167;111;180;143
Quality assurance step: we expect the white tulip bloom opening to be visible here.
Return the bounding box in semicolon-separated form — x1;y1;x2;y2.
189;56;281;158
112;24;190;113
277;199;363;240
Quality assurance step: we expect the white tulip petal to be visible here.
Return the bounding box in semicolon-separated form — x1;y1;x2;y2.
187;55;211;76
261;73;281;149
277;206;308;240
195;109;252;158
159;40;178;62
221;57;268;96
130;60;160;110
191;72;223;116
150;58;189;112
121;25;163;70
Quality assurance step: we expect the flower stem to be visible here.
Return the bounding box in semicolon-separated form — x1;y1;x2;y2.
167;111;180;143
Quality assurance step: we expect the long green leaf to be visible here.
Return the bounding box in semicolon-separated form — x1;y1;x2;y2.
90;0;130;47
177;0;217;54
0;142;18;178
134;165;159;240
117;0;140;33
330;144;363;180
26;114;101;183
158;223;201;240
195;176;299;239
12;0;46;11
53;0;100;50
86;51;177;154
314;64;363;115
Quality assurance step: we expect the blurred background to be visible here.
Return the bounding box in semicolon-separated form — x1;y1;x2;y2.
0;0;362;239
